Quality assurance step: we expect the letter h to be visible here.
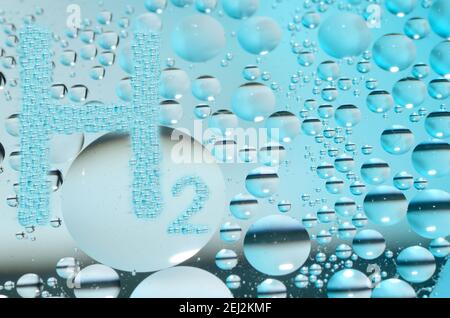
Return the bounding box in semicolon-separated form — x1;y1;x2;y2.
18;25;162;226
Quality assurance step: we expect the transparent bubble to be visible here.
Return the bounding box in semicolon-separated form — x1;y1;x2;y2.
68;85;89;103
194;104;212;119
192;75;221;101
98;31;119;51
171;0;194;7
334;197;357;218
131;266;232;298
429;237;450;258
301;13;320;30
336;244;353;260
327;269;372;298
317;205;336;223
317;162;335;179
132;13;162;33
363;185;407;226
89;66;105;80
326;177;344;194
160;68;190;100
258;142;286;166
208;109;238;136
428;0;450;38
244;215;311;276
116;77;132;101
404;17;430;40
118;45;132;74
393;171;414;190
412;63;430;79
226;274;241;289
386;0;417;17
429;40;450;79
302;118;323;136
372;278;416;298
232;83;276;122
277;200;291;213
222;0;259;19
411;140;450;178
380;125;415;155
145;0;167;14
425;111;450;138
230;193;258;220
243;65;260;81
171;15;225;62
350;181;366;196
16;274;44;298
407;189;450;239
195;0;217;13
215;249;238;270
237;16;282;55
318;13;371;59
245;166;279;198
366;90;394;114
294;274;309;288
220;222;242;243
392;77;426;109
373;34;416;73
352;229;386;260
160;100;183;125
428;79;450;100
74;264;120;298
338;221;357;240
257;278;286;298
265;111;300;143
335;104;361;127
361;158;391;185
396;246;436;283
62;130;226;272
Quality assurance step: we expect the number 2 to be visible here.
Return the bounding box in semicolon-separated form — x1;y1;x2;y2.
168;176;210;235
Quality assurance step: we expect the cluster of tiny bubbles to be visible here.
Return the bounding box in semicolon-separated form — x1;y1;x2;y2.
215;249;238;270
243;214;311;276
396;246;436;283
411;140;450;178
229;193;258;220
220;222;242;243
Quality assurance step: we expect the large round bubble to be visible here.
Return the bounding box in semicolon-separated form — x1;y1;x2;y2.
327;269;372;298
429;0;450;39
430;41;450;79
372;279;416;298
243;215;311;276
411;140;450;178
237;16;282;55
62;128;226;272
373;34;416;72
396;246;436;283
407;189;450;239
171;15;225;62
131;267;232;298
363;185;408;226
222;0;259;19
318;13;371;59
